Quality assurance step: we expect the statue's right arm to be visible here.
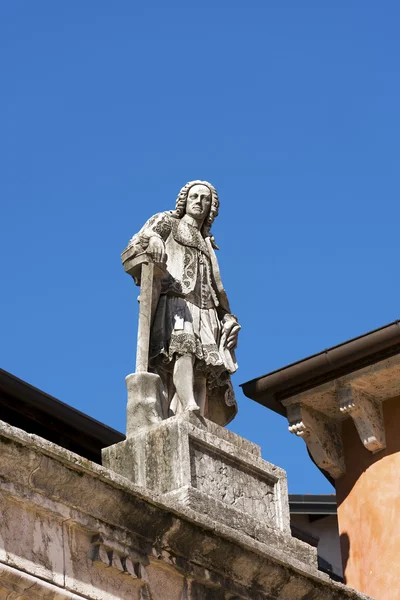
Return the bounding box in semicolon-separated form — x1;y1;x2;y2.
127;212;172;256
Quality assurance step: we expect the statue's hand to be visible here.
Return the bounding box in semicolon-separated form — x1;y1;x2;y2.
147;236;166;262
221;315;241;350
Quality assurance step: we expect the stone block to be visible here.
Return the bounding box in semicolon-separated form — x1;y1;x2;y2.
102;412;291;540
126;372;164;436
0;491;64;587
63;523;143;600
188;580;226;600
144;563;185;600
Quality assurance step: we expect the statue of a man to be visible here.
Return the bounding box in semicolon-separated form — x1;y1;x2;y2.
128;180;240;426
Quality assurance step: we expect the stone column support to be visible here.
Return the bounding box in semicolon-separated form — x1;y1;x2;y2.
121;249;168;435
284;402;346;479
337;384;386;453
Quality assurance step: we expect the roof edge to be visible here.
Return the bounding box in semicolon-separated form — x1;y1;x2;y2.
241;320;400;416
0;368;124;445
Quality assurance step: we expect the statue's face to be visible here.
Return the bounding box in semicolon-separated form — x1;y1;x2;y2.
186;184;211;221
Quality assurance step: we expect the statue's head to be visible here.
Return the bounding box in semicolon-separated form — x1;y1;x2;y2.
175;180;219;237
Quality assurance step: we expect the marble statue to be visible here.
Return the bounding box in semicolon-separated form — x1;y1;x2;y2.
123;180;240;427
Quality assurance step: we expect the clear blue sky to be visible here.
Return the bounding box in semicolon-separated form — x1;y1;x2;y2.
1;2;399;493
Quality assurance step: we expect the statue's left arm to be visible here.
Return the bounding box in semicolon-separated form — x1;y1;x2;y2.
127;212;172;262
205;237;241;351
220;312;241;351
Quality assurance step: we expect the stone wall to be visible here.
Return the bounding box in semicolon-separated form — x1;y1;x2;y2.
0;418;372;599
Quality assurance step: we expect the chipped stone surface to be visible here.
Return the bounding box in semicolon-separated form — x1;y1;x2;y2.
0;419;372;599
103;411;290;539
0;490;65;586
64;524;144;600
0;562;86;599
189;439;275;519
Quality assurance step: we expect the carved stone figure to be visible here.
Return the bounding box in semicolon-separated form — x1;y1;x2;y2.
123;180;240;427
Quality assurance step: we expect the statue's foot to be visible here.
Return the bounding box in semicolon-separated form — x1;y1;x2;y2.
184;401;200;412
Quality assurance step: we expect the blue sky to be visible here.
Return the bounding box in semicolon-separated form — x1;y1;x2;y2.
1;2;399;493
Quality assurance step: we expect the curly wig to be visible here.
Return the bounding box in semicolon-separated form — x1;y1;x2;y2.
174;180;219;239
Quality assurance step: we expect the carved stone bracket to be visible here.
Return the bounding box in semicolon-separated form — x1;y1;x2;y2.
285;403;346;479
337;384;386;453
89;534;148;579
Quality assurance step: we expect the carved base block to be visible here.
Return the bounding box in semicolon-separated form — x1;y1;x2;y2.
102;413;316;564
125;372;164;436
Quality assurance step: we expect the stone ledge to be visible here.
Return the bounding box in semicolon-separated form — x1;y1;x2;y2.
0;562;88;600
0;419;372;599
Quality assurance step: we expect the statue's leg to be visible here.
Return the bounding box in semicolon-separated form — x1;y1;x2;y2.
156;367;173;419
194;374;207;417
169;392;182;416
173;353;199;412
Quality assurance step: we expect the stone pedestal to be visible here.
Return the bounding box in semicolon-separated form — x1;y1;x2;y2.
125;372;164;436
102;412;314;560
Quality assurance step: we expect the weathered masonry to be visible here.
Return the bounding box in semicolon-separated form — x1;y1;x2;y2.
0;369;371;600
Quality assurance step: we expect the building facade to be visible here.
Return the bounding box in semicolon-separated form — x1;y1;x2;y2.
0;368;370;599
243;320;400;600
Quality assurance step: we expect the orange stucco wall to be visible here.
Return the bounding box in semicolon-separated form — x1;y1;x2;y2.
336;397;400;600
